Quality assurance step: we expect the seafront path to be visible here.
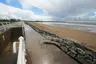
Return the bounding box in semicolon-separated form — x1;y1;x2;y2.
24;23;79;64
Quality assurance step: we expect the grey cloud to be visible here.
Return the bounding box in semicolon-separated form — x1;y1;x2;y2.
20;0;96;18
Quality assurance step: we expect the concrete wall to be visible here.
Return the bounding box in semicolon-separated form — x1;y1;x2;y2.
11;27;23;41
0;27;23;54
0;29;11;54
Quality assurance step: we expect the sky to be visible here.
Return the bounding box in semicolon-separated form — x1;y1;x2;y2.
0;0;96;21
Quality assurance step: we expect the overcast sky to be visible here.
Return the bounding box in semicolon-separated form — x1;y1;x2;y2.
0;0;96;21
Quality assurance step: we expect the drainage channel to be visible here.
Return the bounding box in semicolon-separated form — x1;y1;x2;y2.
26;22;96;64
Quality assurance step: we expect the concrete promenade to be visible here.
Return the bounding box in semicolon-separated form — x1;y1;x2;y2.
24;24;78;64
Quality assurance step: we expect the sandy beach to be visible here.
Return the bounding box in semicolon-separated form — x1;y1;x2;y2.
29;22;96;52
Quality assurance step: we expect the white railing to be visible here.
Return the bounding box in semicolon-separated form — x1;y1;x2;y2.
0;22;22;33
13;36;26;64
13;42;17;53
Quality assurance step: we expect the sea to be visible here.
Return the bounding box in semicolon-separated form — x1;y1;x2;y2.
39;22;96;33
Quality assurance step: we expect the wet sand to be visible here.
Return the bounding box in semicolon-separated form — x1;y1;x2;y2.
29;22;96;52
24;24;79;64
